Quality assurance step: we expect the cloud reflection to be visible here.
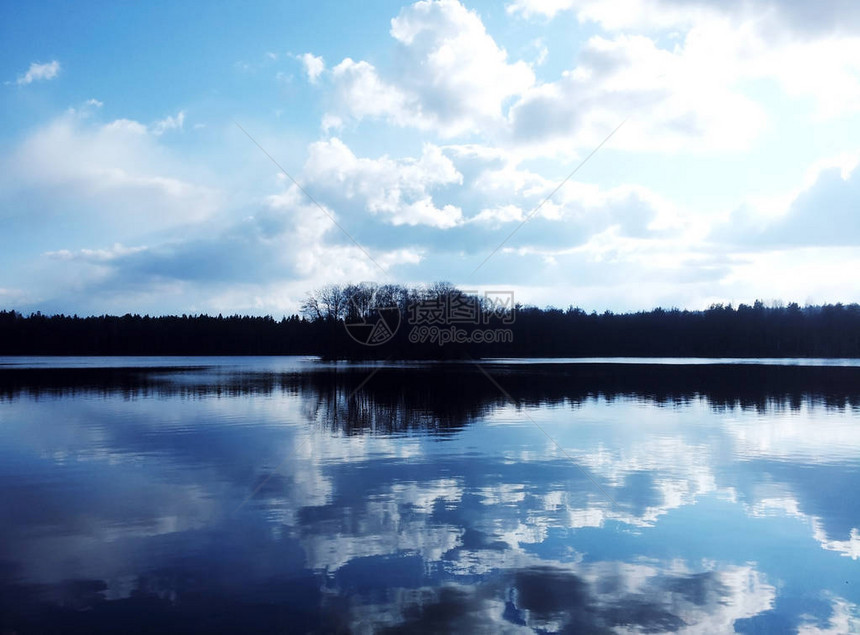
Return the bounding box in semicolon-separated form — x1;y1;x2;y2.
0;360;858;631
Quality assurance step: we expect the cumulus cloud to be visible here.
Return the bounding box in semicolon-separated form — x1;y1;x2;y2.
292;137;689;283
754;164;860;246
323;58;414;131
447;145;679;244
509;0;860;120
508;29;767;154
6;0;860;315
14;60;61;85
26;184;423;316
302;138;464;228
325;0;534;137
319;0;768;153
298;53;325;83
0;112;437;314
317;0;860;156
716;155;860;247
388;0;534;131
306;0;860;307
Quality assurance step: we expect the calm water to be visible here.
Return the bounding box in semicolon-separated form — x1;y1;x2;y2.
1;357;859;633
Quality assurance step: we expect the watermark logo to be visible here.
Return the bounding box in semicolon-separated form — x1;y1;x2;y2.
343;293;401;347
407;289;515;346
342;287;516;347
408;325;514;346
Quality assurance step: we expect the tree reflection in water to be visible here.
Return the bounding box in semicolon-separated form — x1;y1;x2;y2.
0;360;858;632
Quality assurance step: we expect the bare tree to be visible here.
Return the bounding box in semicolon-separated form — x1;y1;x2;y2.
301;284;349;321
300;292;323;321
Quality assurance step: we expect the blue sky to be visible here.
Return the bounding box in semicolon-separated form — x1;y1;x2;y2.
3;0;860;316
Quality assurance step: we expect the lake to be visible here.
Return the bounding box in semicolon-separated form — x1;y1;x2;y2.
0;357;858;633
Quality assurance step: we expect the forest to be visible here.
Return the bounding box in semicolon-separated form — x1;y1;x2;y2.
2;282;860;358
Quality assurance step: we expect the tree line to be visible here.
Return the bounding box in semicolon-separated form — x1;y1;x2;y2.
2;283;860;357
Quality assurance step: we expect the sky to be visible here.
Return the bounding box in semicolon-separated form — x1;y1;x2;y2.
2;0;860;316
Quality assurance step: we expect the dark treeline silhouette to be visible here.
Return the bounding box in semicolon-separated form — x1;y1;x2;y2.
0;312;319;356
2;282;860;357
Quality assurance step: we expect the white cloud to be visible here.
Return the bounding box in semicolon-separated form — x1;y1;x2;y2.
708;248;860;307
508;0;860;122
299;52;325;83
151;110;186;135
388;0;534;132
0;287;33;307
716;153;860;247
326;0;534;137
20;179;425;316
319;0;771;154
325;58;414;131
260;186;424;290
303;138;464;228
507;29;767;154
7;0;860;315
470;204;525;225
507;0;576;20
507;0;722;29
46;244;148;263
0;111;220;242
0;111;439;314
448;144;680;236
15;60;61;85
748;36;860;119
509;0;860;37
532;38;549;66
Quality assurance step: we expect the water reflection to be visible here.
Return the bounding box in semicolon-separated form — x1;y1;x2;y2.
0;359;858;632
5;362;860;424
